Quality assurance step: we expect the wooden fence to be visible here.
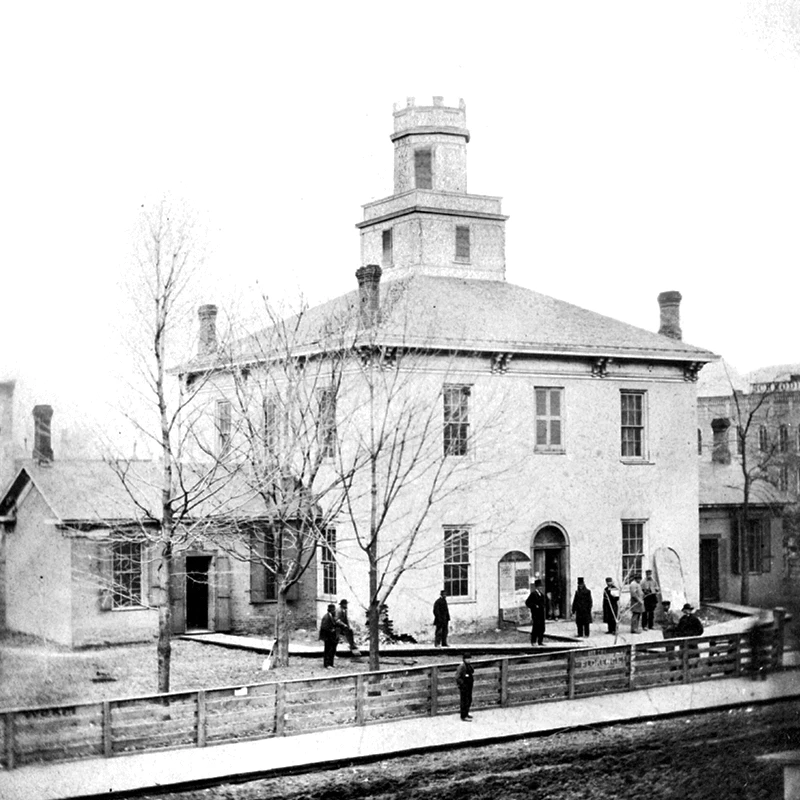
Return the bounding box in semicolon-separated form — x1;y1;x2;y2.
0;626;789;770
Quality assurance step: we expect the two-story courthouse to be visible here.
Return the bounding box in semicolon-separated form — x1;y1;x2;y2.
184;97;717;637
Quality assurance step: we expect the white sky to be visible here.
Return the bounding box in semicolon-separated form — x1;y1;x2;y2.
1;1;799;443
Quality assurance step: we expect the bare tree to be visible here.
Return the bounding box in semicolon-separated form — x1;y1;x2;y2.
106;198;234;692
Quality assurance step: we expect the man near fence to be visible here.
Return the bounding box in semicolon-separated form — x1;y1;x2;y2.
603;577;620;634
319;603;339;668
675;603;704;637
629;574;644;634
433;589;450;647
455;652;475;721
571;577;593;638
659;600;680;639
526;579;546;646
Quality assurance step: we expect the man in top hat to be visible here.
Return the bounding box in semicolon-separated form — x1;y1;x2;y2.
525;579;547;646
319;603;339;668
571;577;593;638
675;603;704;638
433;589;451;647
335;599;357;652
603;577;620;634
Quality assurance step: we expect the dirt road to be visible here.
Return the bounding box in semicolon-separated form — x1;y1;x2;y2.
136;699;800;800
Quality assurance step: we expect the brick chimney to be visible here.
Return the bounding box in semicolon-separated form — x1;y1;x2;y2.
711;418;731;464
355;265;382;327
657;291;682;340
197;304;218;356
33;405;54;464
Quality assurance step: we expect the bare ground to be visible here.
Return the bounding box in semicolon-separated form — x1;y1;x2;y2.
134;700;800;800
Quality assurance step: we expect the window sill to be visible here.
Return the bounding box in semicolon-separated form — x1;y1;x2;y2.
447;597;476;604
110;605;149;612
620;459;655;466
453;258;471;265
534;448;566;455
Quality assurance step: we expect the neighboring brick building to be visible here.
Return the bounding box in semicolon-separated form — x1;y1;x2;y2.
181;98;717;637
698;362;800;607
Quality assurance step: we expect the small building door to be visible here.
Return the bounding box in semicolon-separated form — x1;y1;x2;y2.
700;538;720;602
185;556;212;631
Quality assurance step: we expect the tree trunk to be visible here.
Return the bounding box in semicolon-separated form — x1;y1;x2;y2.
368;547;380;670
273;587;291;667
157;542;173;694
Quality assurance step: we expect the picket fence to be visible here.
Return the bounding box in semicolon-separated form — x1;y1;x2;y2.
0;625;788;770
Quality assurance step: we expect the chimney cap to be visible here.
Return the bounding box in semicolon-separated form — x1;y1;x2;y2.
657;291;682;305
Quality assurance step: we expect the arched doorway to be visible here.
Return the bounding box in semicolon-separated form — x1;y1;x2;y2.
532;524;569;620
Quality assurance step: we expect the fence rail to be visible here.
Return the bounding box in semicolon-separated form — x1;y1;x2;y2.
0;625;788;770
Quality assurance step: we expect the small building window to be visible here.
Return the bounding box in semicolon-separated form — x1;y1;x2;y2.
443;384;470;456
779;424;789;453
731;517;771;574
414;148;432;189
455;225;471;261
535;387;564;452
758;425;769;453
382;228;393;265
216;400;232;458
444;527;470;597
317;387;337;459
621;520;645;582
112;541;143;608
250;527;277;602
620;391;646;459
321;528;337;597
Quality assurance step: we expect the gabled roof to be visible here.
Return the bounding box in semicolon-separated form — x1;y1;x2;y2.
0;460;274;525
187;274;716;371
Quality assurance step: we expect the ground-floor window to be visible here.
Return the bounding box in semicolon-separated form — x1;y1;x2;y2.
444;527;470;597
112;541;143;608
250;528;278;602
320;528;337;597
731;517;771;574
621;520;645;581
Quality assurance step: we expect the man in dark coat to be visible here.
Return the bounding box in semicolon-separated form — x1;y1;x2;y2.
602;577;619;634
641;569;660;630
675;603;704;637
336;599;357;651
571;577;593;637
433;589;450;647
525;579;546;645
319;603;339;668
455;652;475;721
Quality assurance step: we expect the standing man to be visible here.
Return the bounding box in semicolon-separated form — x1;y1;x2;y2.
659;600;681;639
525;579;546;646
571;577;593;638
319;603;339;668
629;574;644;634
455;652;475;721
433;589;450;648
336;599;357;653
641;569;660;630
603;577;619;634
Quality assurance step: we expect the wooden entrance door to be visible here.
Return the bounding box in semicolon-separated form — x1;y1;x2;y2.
185;556;211;631
700;538;720;602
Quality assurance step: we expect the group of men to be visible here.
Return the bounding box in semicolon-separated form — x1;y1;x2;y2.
318;599;359;668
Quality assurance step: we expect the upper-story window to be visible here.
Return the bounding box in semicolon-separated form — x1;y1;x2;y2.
382;228;393;266
317;387;337;459
216;400;232;458
779;465;790;492
620;391;646;459
264;396;281;458
320;528;337;597
697;428;703;455
455;225;471;262
758;425;769;453
779;424;789;453
443;384;470;457
414;148;432;189
535;387;564;453
737;427;745;456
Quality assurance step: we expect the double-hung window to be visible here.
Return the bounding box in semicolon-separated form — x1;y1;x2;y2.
444;527;470;598
382;228;393;266
731;517;771;574
111;541;143;608
250;527;277;603
621;520;645;582
620;391;646;459
415;148;432;189
317;387;337;459
443;384;470;456
455;225;471;261
535;387;564;452
264;395;281;458
320;528;337;597
216;400;232;458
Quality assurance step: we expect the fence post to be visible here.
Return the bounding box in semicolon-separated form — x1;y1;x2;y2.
734;634;743;677
773;607;787;669
500;659;509;707
275;683;286;736
355;675;365;725
4;713;15;770
681;640;690;683
430;666;439;716
196;691;207;747
567;651;576;699
102;701;113;757
628;644;636;690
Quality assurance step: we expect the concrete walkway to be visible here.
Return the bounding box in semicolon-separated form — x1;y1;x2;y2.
2;669;799;800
